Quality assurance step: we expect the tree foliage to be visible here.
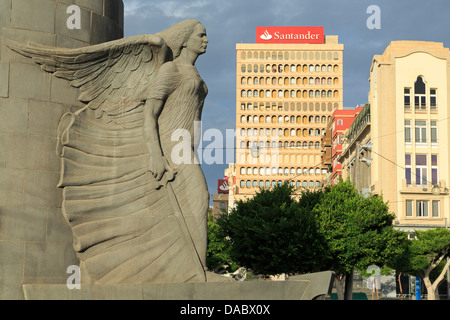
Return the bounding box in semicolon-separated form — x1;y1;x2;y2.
313;179;405;277
217;183;327;275
206;214;237;273
389;228;450;299
215;178;406;294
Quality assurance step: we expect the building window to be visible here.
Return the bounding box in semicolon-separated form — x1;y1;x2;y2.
404;88;411;109
414;76;426;110
430;89;437;109
406;200;413;217
416;200;429;217
405;154;412;186
404;120;411;143
430;120;437;144
415;154;427;186
432;200;440;217
431;154;438;185
415;120;427;143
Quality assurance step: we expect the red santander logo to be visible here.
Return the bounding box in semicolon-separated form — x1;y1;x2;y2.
256;26;324;44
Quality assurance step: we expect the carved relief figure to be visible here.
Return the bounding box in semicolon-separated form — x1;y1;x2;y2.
7;19;213;284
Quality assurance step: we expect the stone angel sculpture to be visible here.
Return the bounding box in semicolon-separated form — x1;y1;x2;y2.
7;19;216;284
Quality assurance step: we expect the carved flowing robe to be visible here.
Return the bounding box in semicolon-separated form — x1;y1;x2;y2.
57;60;209;284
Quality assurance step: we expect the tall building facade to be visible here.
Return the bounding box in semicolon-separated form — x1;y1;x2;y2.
339;41;450;231
232;28;343;203
322;106;364;186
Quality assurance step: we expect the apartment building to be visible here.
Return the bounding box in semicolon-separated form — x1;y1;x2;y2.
339;41;450;231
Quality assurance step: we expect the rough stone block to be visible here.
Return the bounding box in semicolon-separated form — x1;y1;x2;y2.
0;97;28;133
0;276;26;300
0;240;24;278
0;0;12;27
104;0;124;28
1;27;56;64
55;2;91;43
23;170;61;207
6;134;51;170
75;0;103;15
56;35;89;49
21;271;335;300
28;99;72;137
46;206;73;243
10;0;54;33
0;168;24;205
9;63;51;100
50;75;82;106
0;134;6;167
0;205;48;242
23;242;78;278
91;13;123;44
0;62;9;97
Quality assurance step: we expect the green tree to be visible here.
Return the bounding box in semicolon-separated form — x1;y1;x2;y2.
206;214;237;273
313;179;405;299
217;183;327;276
389;228;450;300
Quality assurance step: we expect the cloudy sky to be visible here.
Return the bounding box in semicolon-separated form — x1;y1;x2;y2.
122;0;450;200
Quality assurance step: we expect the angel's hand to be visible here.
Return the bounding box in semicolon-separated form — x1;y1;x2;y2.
148;155;174;181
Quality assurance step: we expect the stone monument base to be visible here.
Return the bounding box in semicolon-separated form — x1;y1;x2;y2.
22;271;334;300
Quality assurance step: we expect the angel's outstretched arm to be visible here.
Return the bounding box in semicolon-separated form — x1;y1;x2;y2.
143;98;173;181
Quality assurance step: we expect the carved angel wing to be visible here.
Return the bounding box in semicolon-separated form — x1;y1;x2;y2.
6;35;170;127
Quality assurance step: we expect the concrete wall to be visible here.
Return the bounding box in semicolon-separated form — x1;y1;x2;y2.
0;0;123;299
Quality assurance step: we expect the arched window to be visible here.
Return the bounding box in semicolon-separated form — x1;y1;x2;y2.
414;76;426;108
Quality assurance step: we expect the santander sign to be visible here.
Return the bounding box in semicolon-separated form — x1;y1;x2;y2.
256;26;324;44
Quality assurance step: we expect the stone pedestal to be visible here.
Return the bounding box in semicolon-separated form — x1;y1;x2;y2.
22;271;335;300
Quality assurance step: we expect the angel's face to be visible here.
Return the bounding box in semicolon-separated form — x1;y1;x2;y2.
185;24;208;56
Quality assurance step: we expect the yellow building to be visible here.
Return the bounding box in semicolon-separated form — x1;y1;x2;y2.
230;30;344;205
340;41;450;231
